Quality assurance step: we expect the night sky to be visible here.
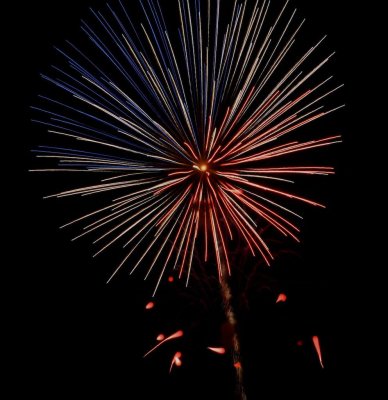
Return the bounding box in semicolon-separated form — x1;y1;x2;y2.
16;0;368;398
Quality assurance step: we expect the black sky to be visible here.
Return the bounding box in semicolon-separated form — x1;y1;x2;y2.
14;0;369;398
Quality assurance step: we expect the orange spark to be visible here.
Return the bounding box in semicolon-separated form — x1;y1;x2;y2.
168;276;174;283
207;347;226;355
145;301;155;310
276;293;287;303
144;330;184;358
170;352;183;373
312;336;324;368
156;334;165;341
234;362;242;369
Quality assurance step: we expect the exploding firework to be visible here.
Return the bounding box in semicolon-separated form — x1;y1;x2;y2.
32;0;342;294
32;0;342;396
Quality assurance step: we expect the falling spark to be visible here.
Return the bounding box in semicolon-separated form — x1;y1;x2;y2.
276;293;287;303
145;301;155;310
207;347;226;355
169;352;183;373
156;334;165;341
144;330;184;358
312;335;324;368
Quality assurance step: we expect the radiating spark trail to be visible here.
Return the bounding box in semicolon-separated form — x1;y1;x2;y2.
33;0;342;294
312;335;324;368
143;330;184;358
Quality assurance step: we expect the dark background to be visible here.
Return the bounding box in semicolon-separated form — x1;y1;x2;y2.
13;0;370;398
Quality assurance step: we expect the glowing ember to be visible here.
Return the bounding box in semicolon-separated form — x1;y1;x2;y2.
312;336;324;368
170;352;183;373
276;293;287;303
207;347;226;355
145;301;155;310
144;330;184;358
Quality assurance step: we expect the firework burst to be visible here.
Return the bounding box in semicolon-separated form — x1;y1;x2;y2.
32;0;342;296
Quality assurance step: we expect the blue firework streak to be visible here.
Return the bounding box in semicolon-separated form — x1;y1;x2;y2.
32;0;342;295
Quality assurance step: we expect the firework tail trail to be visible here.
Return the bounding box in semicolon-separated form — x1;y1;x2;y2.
220;273;247;400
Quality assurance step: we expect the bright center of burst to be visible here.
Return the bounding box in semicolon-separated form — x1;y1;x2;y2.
193;162;210;173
